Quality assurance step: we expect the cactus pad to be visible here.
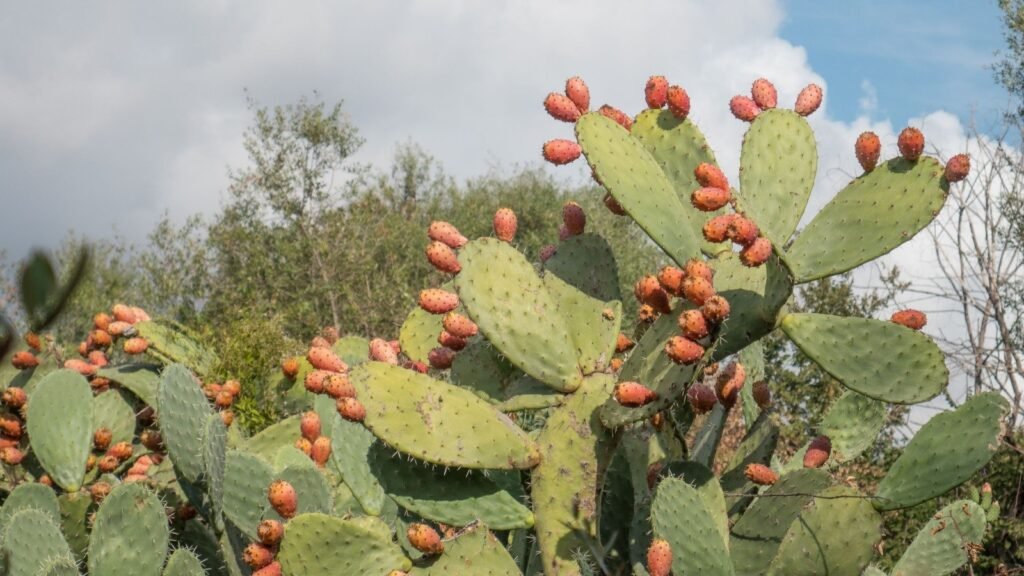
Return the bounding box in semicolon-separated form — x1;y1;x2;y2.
157;364;213;483
890;500;986;576
222;450;274;540
410;524;521;575
163;548;207;576
277;513;411;575
651;476;735;575
543;273;621;374
2;508;75;576
135;320;216;375
399;304;446;365
92;388;137;446
26;369;92;491
96;363;160;407
323;397;386;516
88;483;170;576
542;233;622;302
711;251;791;360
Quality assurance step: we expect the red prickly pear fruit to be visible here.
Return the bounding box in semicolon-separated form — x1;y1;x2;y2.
599;104;633;131
715;362;746;408
122;337;149;355
2;387;27;409
682;276;715;306
243;542;276;570
794;83;823;116
323;373;356;400
687;384;717;414
437;330;468;351
0;415;20;439
253;562;282;576
603;192;626;215
425;241;461;275
300;411;321;442
646;538;673;576
88;350;108;367
544;92;582;123
443;313;478;339
23;332;41;351
855;131;881;172
11;351;39;370
308;346;347;373
891;309;927;330
108;441;133;461
0;447;24;465
751;78;778;109
634;276;672;314
93;427;112;450
638;304;658;323
730;95;760;122
898;127;925;161
222;380;241;398
539;244;557;262
493;208;518;242
388;339;401;355
615;333;635;353
407;523;445;555
701;295;731;323
267;480;298;519
804;435;832;468
562;201;586;235
691;187;732;212
106;320;132;336
89;329;112;349
257;519;285;547
94;312;112;331
703;213;737;243
745;463;779;485
752;380;771;409
740;237;773;267
90;481;112;505
419;288;460;314
565;76;590;113
666;85;691;119
404;360;429;373
295;437;312;456
614;381;657;407
304;369;331;394
215;390;234;409
369;338;399;365
726;216;760;246
645;75;669;109
220;410;235;427
543;139;582;165
65;358;97;376
945;153;970;182
310;335;331;349
657;266;687;297
311;436;331;468
665;336;704;365
678;309;710;340
427;221;468;249
694;162;729;191
428;347;457;370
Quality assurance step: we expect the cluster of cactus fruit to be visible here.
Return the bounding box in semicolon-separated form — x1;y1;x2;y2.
0;73;1004;576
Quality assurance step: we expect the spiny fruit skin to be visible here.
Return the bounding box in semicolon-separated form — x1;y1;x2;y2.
855;131;882;172
752;380;771;409
565;76;590;113
543;139;582;166
682;276;716;306
369;338;400;365
425;241;461;274
407;523;445;556
223;380;241;397
221;410;235;427
428;221;468;249
638;304;658;323
442;313;478;338
437;330;468;351
666;85;691;119
253;562;282;576
2;387;27;409
945;153;970;182
678;309;710;340
716;362;746;408
603;192;627;215
703;213;737;243
94;313;112;331
295;437;312;456
891;309;927;330
11;351;39;370
702;295;731;324
418;289;460;314
544;92;582;123
257;519;285;547
493;208;518;242
740;237;773;267
243;543;276;570
691;187;732;212
23;332;41;351
726;216;760;246
599;104;633;131
304;370;330;394
98;455;119;473
730;95;760;122
215;390;234;409
562;201;586;235
684;259;715;283
428;346;457;369
615;333;635;353
300;412;321;442
804;435;832;468
687;384;717;414
65;358;97;376
308;346;347;373
310;335;331;349
90;481;112;505
268;480;298;519
646;538;673;576
89;329;112;349
311;436;331;467
634;276;672;314
93;427;112;451
0;447;23;465
897;127;925;161
323;373;356;400
751;77;778;109
614;381;657;407
106;320;132;336
87;350;108;367
123;337;149;355
665;336;704;365
108;441;133;461
645;75;669;109
745;463;779;486
794;83;823;116
337;397;366;422
0;415;20;439
657;266;686;297
694;162;729;191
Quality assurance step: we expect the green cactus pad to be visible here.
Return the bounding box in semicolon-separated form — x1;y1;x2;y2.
349;362;540;469
58;492;92;562
2;508;74;576
737;109;818;245
262;464;333;522
455;238;582;392
496;373;564;412
135;320;216;375
450;339;515;404
222;450;274;540
531;373;616;576
781;313;948;404
738;341;766;428
96;363;160;407
719;412;780;514
243;414;301;462
203;413;228;528
651;476;735;576
332;334;371;366
543;232;622;302
163;548;207;576
26;370;93;491
782;389;887;474
410;524;521;575
766;486;881;576
0;483;61;543
370;446;533;529
320;395;386;516
874;392;1009;510
576;112;702;265
88;483;170;576
176;521;228;576
399;304;445;365
785;157;948;282
692;404;729;468
157;364;213;483
659;462;730;545
92;388;137;446
36;556;81;576
863;567;887;576
891;500;987;576
277;513;411;575
729;469;831;575
711;251;792;360
543;273;621;374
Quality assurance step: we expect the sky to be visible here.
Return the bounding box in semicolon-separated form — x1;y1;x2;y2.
0;1;1013;420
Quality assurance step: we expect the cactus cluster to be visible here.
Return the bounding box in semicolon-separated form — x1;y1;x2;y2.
0;74;1006;576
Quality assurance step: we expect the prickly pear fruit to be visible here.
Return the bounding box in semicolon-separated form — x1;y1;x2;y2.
308;346;347;373
945;153;970;182
665;336;704;365
108;441;133;461
300;412;321;442
11;351;38;370
253;562;282;576
687;384;717;414
87;351;108;368
657;266;686;297
751;78;777;109
730;95;760;122
268;480;298;519
112;304;135;323
745;463;779;485
794;83;823;116
678;309;710;340
610;358;624;371
738;237;771;267
93;427;112;451
310;335;331;349
703;213;737;243
442;313;478;339
897;127;925;161
603;192;626;215
257;519;285;547
324;373;356;400
694;162;729;191
565;76;590;113
437;330;468;351
419;288;460;315
855;131;881;172
407;523;445;556
599;104;633;131
222;380;241;398
123;337;149;355
691;187;732;212
684;259;714;283
562;201;586;235
303;370;329;394
634;276;672;314
89;329;112;349
543;139;583;165
715;362;746;408
295;437;312;456
666;85;691;119
428;347;457;369
614;381;657;407
65;358;97;376
752;380;771;409
645;75;669;109
426;241;461;275
90;481;112;505
682;276;715;306
97;455;119;473
215;390;234;409
428;221;468;250
647;538;673;576
726;216;760;246
221;410;235;427
804;435;832;468
311;436;331;467
891;309;927;330
538;245;558;263
1;447;24;465
337;397;366;422
369;338;399;365
616;333;635;353
493;208;518;242
544;92;582;123
23;332;41;351
638;304;658;323
243;543;276;570
2;387;27;409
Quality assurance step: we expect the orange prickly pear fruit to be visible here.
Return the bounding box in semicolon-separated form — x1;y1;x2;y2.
403;360;429;373
565;76;590;113
0;447;24;465
610;358;624;371
678;309;709;340
437;330;468;351
544;92;582;123
426;241;461;274
794;83;823;116
691;187;732;212
646;538;673;576
687;384;717;414
94;312;112;331
222;380;241;398
295;437;312;456
108;441;133;461
751;78;777;109
336;397;366;422
308;346;346;373
428;347;457;370
694;162;729;191
701;295;731;324
321;326;340;344
745;463;779;485
304;370;331;394
112;304;134;323
310;335;330;349
130;306;150;322
407;523;445;555
282;357;300;380
703;213;737;243
682;277;715;306
730;95;760;122
11;351;39;370
804;435;832;468
428;221;468;249
634;275;672;314
123;337;149;355
252;562;282;576
220;410;235;427
323;373;356;400
715;362;746;408
614;381;657;407
493;208;518;242
638;304;658;323
257;519;285;547
93;427;112;451
726;216;760;246
891;309;927;330
106;321;132;336
855;131;881;172
442;313;478;339
369;338;400;365
615;333;635;353
599;104;633;131
666;85;690;119
665;336;704;365
87;350;108;367
898;127;925;161
645;75;669;109
2;387;27;409
214;390;234;409
563;201;586;235
89;329;112;349
740;237;773;267
65;358;97;376
543;139;583;165
945;153;970;182
203;382;222;400
684;259;714;283
243;542;276;570
311;436;331;467
300;411;321;442
23;332;41;351
90;481;112;505
267;480;298;519
657;266;686;297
